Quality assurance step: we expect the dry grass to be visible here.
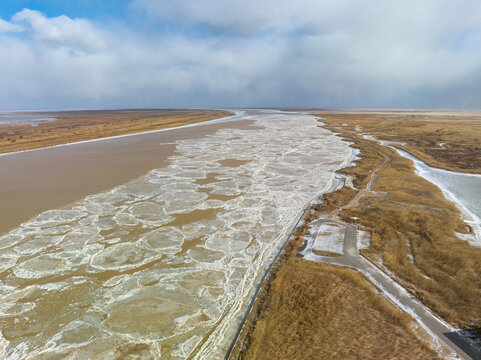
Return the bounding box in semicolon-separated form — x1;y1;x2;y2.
0;109;233;154
230;211;436;359
233;257;436;360
315;112;481;329
314;110;481;174
232;110;481;359
311;249;342;257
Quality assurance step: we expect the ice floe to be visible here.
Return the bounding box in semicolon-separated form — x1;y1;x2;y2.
0;111;352;359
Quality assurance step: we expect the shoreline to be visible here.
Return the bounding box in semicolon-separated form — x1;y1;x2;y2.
225;142;357;359
193;114;357;359
362;133;481;245
0;111;355;359
229;114;481;359
0;115;252;236
324;119;481;342
309;110;481;175
392;147;481;245
0;110;242;157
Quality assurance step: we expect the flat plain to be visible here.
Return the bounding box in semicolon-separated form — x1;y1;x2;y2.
0;109;233;154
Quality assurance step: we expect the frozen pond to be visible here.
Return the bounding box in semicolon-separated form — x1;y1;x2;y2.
0;112;353;359
362;133;481;245
394;148;481;244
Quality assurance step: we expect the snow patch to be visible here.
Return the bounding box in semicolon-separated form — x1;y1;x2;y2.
357;230;371;250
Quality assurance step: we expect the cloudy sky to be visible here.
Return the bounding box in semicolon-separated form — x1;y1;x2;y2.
0;0;480;109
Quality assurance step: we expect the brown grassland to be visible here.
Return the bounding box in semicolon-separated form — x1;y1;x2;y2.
232;110;481;359
317;111;481;329
317;110;481;174
230;223;436;360
0;109;233;154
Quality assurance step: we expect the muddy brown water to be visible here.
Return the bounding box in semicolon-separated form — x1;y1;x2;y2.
0;120;255;236
0;111;353;359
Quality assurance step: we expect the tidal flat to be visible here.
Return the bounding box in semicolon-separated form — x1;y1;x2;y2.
0;111;352;359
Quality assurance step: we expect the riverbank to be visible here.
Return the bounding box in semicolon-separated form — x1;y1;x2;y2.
313;110;481;174
0;116;251;236
392;147;481;246
318;112;481;330
231;110;481;359
0;109;234;154
228;141;440;360
0;111;355;359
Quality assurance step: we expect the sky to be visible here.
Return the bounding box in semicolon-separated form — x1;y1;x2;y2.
0;0;481;109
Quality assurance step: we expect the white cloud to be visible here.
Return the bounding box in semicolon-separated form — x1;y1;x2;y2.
7;9;105;50
0;18;22;33
1;2;481;109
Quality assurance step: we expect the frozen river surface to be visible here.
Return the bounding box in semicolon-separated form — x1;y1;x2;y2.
0;112;352;359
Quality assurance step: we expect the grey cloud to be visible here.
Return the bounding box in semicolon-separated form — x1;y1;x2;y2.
131;0;376;37
1;2;481;109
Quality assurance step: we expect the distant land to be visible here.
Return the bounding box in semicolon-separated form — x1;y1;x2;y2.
0;109;234;154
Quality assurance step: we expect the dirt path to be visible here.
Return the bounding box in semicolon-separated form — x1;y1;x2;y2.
300;219;481;360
